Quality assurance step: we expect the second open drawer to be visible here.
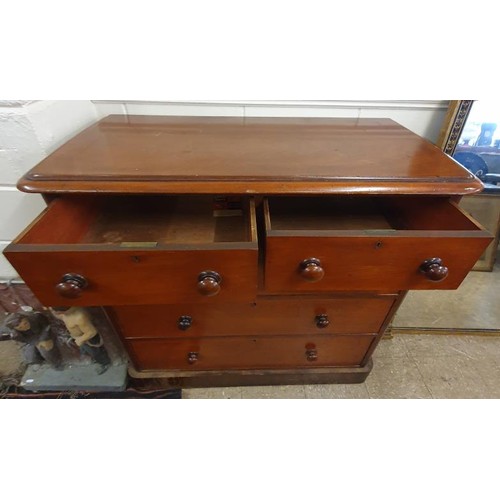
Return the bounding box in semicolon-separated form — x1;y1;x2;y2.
263;196;492;293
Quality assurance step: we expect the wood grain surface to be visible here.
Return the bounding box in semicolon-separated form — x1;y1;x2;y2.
18;115;483;195
5;197;259;306
124;334;376;371
264;197;492;292
109;295;397;339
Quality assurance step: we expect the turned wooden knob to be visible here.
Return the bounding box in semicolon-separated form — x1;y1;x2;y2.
55;273;88;298
187;351;199;364
315;314;330;328
197;271;222;296
299;258;325;282
419;258;449;282
178;316;193;331
306;347;318;362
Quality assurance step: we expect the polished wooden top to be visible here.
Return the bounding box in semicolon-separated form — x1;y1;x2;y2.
19;115;483;195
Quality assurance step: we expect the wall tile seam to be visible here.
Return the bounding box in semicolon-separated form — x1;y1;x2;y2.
240;106;363;118
93;100;450;111
122;103;246;117
0;278;23;284
23;101;57;157
0;102;39;115
0;100;37;106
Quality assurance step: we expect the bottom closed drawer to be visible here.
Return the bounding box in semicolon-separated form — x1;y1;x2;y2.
125;335;376;371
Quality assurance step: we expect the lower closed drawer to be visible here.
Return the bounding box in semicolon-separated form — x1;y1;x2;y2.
110;295;396;339
125;335;376;371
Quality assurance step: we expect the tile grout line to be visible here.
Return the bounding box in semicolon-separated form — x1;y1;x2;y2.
400;335;437;399
411;357;436;399
364;377;374;399
401;334;500;397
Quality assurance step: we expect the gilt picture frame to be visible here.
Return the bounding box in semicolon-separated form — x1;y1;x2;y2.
436;100;474;154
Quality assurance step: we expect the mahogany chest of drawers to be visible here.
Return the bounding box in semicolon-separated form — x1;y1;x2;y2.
4;116;492;387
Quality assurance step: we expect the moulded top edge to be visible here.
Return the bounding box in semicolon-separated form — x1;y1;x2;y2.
17;177;485;197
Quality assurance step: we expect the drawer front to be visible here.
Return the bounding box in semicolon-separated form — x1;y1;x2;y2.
4;196;258;306
265;235;489;292
110;295;396;339
6;248;258;306
264;197;492;293
125;335;376;371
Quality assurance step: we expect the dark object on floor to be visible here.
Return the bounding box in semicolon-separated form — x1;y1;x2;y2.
1;377;182;399
3;311;63;369
20;362;128;392
0;283;43;313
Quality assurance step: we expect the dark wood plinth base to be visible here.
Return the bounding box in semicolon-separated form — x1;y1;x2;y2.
127;359;373;388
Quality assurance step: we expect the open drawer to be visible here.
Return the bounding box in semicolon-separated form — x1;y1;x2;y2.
263;196;492;293
5;195;258;306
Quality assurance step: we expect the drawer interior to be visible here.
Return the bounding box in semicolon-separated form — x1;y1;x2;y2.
265;196;484;234
16;195;256;246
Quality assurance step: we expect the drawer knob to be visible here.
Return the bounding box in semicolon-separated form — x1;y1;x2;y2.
187;351;199;364
419;258;449;282
315;314;330;328
55;273;88;298
299;258;325;282
197;271;222;296
306;347;318;362
178;315;193;331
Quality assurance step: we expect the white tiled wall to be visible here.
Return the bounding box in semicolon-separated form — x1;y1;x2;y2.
26;100;100;154
0;189;47;240
0;99;449;280
94;100;450;143
0;242;16;278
